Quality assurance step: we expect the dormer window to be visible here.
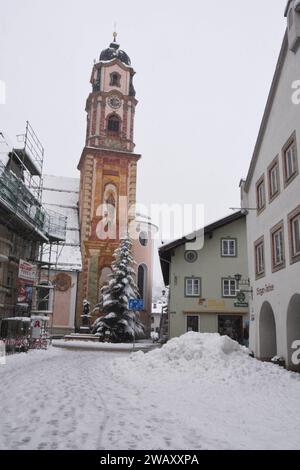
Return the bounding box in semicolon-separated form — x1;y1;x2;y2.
107;114;121;133
110;72;121;87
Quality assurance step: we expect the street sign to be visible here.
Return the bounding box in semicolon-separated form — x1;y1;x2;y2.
128;299;144;311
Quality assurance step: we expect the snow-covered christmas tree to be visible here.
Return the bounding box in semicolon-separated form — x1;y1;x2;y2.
91;237;145;342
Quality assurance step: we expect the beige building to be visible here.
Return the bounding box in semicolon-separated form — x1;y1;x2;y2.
159;212;249;344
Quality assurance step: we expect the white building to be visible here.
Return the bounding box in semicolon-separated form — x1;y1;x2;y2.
41;175;82;336
241;1;300;371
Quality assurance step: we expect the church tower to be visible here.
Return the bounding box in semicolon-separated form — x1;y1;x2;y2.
76;34;141;322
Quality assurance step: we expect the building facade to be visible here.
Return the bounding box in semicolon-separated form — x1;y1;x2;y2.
40;175;82;336
76;36;154;334
0;125;67;330
159;212;249;343
241;1;300;371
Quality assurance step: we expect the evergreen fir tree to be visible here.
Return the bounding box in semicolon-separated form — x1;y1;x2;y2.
91;237;145;342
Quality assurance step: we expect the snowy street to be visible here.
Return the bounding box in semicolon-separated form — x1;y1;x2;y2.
1;333;300;450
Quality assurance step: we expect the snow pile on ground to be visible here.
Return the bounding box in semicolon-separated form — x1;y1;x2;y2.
1;333;300;450
132;332;245;366
114;332;251;380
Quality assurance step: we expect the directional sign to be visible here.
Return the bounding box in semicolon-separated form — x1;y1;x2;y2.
128;299;144;311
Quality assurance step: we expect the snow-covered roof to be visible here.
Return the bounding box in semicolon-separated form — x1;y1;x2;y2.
42;175;82;271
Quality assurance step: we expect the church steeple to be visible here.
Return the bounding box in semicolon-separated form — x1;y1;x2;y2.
85;37;137;152
76;38;141;318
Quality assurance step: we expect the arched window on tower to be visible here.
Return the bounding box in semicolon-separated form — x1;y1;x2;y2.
137;264;147;310
107;114;121;134
110;72;121;87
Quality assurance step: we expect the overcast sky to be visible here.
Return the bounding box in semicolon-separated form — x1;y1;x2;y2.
0;0;288;285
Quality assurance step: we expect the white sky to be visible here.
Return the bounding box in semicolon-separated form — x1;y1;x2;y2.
0;0;288;285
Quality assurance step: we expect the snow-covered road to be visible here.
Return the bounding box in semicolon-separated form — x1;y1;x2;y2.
1;333;300;450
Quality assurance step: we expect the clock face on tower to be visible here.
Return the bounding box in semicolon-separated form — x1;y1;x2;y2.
108;95;122;109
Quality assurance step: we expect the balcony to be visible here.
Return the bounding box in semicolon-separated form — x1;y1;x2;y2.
0;162;67;242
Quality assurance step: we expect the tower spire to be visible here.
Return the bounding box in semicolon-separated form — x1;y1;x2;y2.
113;22;117;43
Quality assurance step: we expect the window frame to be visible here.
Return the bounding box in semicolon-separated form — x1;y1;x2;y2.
270;220;286;273
221;238;237;257
222;278;237;298
186;314;200;333
282;132;298;188
109;72;121;87
254;236;265;279
184;277;201;298
268;156;280;202
256;175;266;214
288;205;300;265
107;114;121;134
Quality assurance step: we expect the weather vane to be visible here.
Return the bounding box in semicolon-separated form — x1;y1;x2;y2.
113;21;117;42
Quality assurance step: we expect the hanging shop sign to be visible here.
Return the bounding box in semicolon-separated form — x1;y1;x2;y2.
17;279;33;305
234;291;249;308
18;260;37;283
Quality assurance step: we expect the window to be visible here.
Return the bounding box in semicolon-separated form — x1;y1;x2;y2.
36;281;53;312
292;216;300;256
110;72;121;87
256;176;266;213
222;279;237;297
6;270;13;288
184;250;198;263
139;231;148;247
186;315;199;333
283;134;298;186
254;237;265;278
218;315;243;344
221;239;237;257
137;264;147;309
185;278;201;297
288;206;300;264
271;222;285;271
107;115;120;133
268;157;280;201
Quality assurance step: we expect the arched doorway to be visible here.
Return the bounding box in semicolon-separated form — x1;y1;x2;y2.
286;294;300;372
259;301;277;361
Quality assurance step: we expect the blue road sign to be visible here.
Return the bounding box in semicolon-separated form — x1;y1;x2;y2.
128;299;144;311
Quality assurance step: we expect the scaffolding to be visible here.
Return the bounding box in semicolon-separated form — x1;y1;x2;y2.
0;123;67;335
